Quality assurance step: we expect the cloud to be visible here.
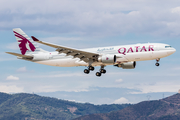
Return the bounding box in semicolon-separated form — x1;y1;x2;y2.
171;7;180;14
16;67;27;72
1;0;180;37
115;79;123;83
6;75;19;80
41;37;83;42
130;81;180;94
113;97;129;104
35;72;85;78
30;69;108;79
67;99;86;103
0;52;17;62
32;85;90;93
6;42;19;50
0;85;23;93
0;57;16;62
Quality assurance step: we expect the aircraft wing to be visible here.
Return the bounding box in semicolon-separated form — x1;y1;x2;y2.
31;36;99;62
6;52;33;60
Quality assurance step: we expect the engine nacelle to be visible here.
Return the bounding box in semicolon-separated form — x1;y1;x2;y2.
98;55;116;63
119;61;136;69
33;54;49;61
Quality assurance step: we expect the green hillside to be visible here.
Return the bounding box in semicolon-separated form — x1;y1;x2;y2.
0;92;130;120
75;93;180;120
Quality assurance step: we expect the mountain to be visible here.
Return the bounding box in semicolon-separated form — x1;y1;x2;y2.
0;92;130;120
74;93;180;120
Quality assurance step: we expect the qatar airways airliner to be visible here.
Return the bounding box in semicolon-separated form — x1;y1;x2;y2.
6;28;176;77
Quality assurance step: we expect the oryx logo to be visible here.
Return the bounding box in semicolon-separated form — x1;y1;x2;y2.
14;31;36;55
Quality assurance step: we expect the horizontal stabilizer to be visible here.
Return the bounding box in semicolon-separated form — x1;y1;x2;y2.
6;52;33;59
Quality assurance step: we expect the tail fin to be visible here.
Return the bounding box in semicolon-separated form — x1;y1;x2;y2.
13;28;46;55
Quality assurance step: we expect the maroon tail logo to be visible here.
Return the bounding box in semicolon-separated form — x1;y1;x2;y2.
14;31;36;55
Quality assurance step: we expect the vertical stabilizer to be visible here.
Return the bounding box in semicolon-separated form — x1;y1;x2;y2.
13;28;46;55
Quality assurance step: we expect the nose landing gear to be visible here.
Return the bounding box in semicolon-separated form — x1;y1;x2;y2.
155;63;160;66
155;58;160;66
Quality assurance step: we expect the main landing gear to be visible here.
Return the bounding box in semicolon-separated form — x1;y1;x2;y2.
155;58;160;66
96;66;106;77
84;66;95;74
84;65;106;77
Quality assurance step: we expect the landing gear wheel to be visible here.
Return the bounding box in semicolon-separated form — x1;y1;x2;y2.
155;63;160;66
96;72;101;77
100;69;106;74
84;69;90;74
89;66;95;71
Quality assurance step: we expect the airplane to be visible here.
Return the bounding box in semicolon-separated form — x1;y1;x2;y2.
6;28;176;77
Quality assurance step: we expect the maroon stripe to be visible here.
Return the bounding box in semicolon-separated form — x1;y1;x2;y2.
14;31;27;40
14;33;27;41
15;34;25;40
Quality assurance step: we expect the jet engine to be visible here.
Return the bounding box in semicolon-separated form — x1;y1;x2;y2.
116;61;136;69
98;55;116;63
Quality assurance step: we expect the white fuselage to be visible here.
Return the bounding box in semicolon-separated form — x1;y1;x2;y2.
30;43;176;67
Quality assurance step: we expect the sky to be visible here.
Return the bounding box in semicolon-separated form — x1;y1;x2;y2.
0;0;180;105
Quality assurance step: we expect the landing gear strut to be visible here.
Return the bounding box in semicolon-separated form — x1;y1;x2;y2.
155;58;160;66
96;65;106;77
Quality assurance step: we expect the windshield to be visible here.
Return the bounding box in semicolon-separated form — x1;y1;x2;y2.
165;46;172;48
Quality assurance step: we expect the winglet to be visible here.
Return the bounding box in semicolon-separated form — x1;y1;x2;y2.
31;36;39;41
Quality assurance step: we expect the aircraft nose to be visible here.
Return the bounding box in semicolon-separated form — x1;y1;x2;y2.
172;48;176;53
167;48;176;55
173;48;176;53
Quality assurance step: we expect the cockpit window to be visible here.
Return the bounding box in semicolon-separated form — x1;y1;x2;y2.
165;46;172;48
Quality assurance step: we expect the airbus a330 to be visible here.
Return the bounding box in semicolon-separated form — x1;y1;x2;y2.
6;28;176;77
